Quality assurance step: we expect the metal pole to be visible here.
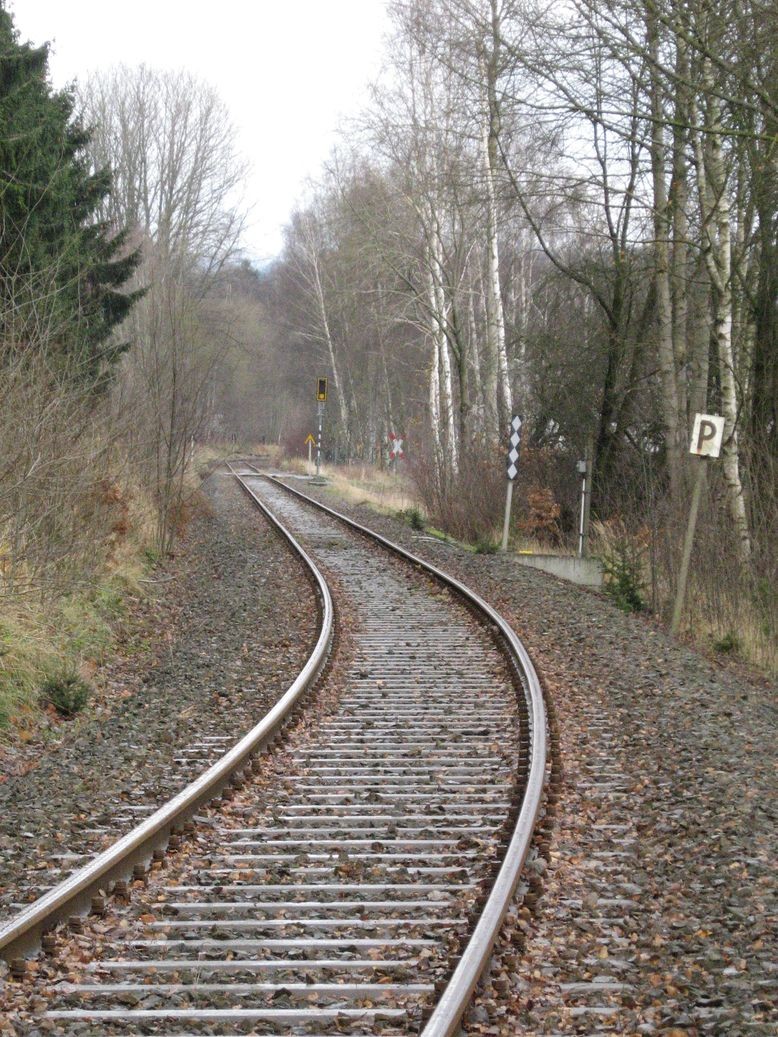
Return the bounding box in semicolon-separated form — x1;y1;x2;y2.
671;457;707;636
577;471;587;557
316;403;323;477
581;446;593;557
308;439;312;468
500;480;514;553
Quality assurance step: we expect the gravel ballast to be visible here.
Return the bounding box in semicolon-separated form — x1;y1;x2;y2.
291;476;776;1036
0;469;774;1035
0;471;315;923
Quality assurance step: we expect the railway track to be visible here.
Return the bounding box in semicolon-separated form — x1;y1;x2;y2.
0;466;546;1036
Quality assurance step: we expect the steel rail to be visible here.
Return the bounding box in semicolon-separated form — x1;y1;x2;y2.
0;466;333;962
264;471;548;1037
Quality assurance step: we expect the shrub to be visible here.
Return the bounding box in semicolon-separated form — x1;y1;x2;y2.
143;546;161;567
519;487;562;545
599;526;647;613
473;536;498;554
712;631;740;655
40;672;91;718
398;506;425;531
410;440;505;542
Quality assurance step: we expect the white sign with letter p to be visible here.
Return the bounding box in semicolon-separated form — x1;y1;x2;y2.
690;414;725;458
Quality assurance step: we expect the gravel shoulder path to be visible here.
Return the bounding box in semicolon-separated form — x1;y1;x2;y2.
292;475;776;1036
0;471;315;922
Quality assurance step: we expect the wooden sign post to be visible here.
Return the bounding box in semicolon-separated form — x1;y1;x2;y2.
671;414;725;635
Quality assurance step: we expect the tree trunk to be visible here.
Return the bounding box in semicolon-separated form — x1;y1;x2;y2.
427;271;444;484
427;229;458;474
481;49;512;439
671;29;691;432
306;234;351;439
468;257;486;441
692;77;752;564
646;5;683;495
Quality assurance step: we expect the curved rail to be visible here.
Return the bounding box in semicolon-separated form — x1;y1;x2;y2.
0;467;334;962
264;472;548;1037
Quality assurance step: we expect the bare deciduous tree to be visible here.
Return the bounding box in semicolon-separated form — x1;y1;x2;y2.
79;66;248;550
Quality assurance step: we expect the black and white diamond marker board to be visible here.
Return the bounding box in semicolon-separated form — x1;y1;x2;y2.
507;415;522;480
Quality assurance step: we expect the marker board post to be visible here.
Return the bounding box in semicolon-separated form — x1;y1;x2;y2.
670;414;725;636
501;416;522;553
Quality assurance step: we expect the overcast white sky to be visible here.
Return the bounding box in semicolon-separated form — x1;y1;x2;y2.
9;0;389;262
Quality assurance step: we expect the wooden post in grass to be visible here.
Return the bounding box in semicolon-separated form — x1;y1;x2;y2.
670;414;725;636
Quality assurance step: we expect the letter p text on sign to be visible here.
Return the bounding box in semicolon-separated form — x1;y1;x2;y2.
690;413;725;458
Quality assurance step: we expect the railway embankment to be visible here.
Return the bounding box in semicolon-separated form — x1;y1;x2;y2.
0;468;773;1034
0;473;314;926
299;478;776;1036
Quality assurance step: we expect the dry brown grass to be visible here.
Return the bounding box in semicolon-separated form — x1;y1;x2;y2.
320;464;418;515
0;458;161;733
591;518;776;677
309;462;775;678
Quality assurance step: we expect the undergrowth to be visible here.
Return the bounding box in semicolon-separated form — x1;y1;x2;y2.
594;521;648;613
712;631;740;655
0;575;139;733
473;537;498;554
398;506;425;531
40;671;91;717
324;465;416;515
0;479;159;734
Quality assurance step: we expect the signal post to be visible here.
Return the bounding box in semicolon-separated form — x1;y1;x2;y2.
315;378;327;477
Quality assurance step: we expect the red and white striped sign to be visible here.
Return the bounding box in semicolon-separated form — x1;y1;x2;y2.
388;433;405;460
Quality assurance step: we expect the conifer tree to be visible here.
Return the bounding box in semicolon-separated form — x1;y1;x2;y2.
0;4;141;382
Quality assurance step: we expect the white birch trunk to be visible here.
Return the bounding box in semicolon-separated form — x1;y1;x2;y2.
428;225;458;474
691;77;752;564
467;273;485;439
513;240;532;402
485;0;513;435
305;238;351;437
427;271;444;483
671;30;691;427
482;109;511;439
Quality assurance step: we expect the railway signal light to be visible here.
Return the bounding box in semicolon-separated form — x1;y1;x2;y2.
316;377;328;402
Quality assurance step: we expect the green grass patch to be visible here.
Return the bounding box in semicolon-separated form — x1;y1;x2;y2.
0;611;54;729
57;592;115;663
0;567;152;732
